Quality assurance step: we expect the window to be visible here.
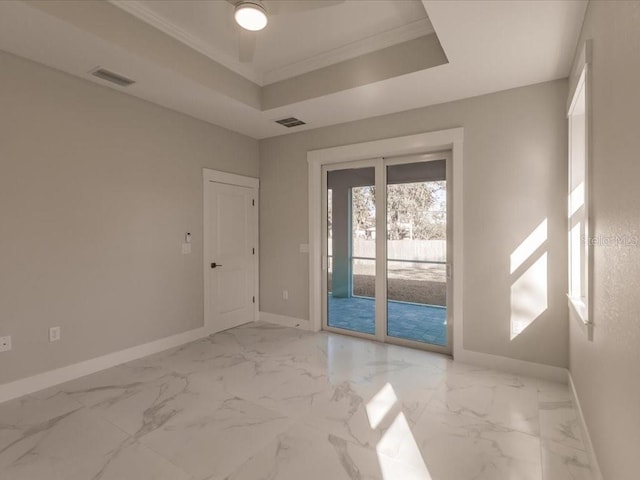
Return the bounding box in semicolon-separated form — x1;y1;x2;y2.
567;63;590;328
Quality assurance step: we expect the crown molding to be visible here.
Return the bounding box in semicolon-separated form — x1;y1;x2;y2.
109;0;263;85
109;1;434;88
263;18;434;85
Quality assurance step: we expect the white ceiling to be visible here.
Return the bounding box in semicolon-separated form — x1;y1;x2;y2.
0;0;588;139
115;0;432;85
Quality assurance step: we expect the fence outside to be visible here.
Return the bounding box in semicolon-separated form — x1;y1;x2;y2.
328;238;447;306
350;239;446;264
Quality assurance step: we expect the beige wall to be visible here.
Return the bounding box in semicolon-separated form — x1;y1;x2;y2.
568;2;640;479
0;51;259;384
260;79;569;368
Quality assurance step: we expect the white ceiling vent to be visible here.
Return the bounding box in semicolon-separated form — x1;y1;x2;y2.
275;117;306;128
90;67;136;87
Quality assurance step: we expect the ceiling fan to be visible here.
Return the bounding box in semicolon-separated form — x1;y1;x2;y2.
225;0;344;62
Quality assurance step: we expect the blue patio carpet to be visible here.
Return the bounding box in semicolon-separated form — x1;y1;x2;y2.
327;295;447;346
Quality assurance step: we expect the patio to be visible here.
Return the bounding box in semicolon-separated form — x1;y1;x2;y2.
327;295;447;346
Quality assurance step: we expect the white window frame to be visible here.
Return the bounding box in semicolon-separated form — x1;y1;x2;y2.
567;40;593;339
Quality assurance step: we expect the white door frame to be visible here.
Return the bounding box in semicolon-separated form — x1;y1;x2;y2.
203;169;259;334
308;128;464;358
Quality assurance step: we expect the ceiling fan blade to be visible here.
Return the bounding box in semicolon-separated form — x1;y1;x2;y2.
265;0;344;15
238;27;257;63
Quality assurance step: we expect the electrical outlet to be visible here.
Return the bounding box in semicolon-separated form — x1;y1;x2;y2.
283;290;289;300
0;336;11;352
49;326;61;342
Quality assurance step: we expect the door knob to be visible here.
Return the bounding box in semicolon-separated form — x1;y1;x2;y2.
211;262;223;269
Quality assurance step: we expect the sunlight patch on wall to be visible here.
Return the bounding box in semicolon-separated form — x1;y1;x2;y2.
510;219;548;340
511;252;548;339
510;219;547;274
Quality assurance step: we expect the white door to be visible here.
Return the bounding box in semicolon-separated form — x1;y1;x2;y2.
205;180;256;333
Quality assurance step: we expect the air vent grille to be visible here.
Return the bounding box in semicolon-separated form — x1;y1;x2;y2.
275;117;306;128
90;68;135;87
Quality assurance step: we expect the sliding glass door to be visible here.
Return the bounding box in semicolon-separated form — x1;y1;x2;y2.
385;159;450;349
326;165;377;336
322;154;452;353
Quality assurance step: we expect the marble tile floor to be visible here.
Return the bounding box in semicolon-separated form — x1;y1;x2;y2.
0;322;593;480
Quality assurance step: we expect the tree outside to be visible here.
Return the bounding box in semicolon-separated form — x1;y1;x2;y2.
351;181;446;240
328;181;447;307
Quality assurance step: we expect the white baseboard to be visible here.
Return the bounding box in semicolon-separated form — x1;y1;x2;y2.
568;372;603;480
260;312;565;383
259;311;311;330
258;311;565;382
0;327;208;404
454;348;568;383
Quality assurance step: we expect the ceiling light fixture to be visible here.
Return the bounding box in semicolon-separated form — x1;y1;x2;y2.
234;1;268;31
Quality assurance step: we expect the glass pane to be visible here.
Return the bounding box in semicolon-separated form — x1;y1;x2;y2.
386;161;447;346
327;167;376;335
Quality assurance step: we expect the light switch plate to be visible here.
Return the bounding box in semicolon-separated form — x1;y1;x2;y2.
182;243;192;254
49;327;61;342
299;243;309;253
